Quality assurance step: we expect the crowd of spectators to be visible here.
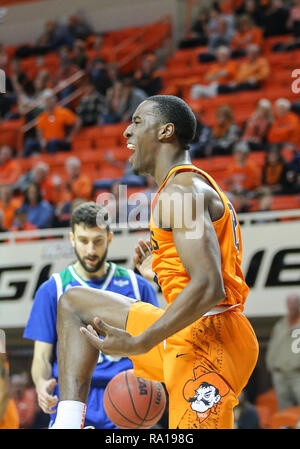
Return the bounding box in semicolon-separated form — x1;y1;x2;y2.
0;2;299;230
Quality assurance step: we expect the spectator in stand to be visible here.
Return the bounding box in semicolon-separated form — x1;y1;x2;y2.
23;91;81;157
261;0;290;37
88;58;110;96
198;14;235;62
0;146;21;186
242;0;265;28
268;98;299;147
118;77;148;123
10;373;38;429
102;80;124;124
102;77;147;124
53;54;82;101
225;141;261;211
223;44;270;93
286;0;300;45
20;183;54;229
15;161;61;205
14;70;52;119
76;82;106;127
190;46;237;98
260;145;288;193
67;13;94;41
266;294;300;410
209;105;240;155
0;58;32;120
63;156;93;202
35;20;74;53
10;208;38;232
189;110;213;158
230;14;263;58
207;15;235;54
284;149;300;193
242;98;273;150
179;8;210;48
71;39;88;70
0;185;22;230
134;54;162;97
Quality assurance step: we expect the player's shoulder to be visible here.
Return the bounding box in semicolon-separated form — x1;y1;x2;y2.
164;169;213;196
35;266;71;297
34;275;58;302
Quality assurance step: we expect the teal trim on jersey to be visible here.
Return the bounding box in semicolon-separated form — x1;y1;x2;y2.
68;262;116;290
113;264;131;279
60;266;77;291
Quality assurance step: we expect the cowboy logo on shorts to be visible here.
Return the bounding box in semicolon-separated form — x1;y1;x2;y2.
183;366;230;424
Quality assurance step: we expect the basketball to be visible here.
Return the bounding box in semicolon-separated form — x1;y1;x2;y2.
103;369;167;429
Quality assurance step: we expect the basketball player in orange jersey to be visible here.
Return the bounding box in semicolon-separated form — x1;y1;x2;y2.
52;95;259;429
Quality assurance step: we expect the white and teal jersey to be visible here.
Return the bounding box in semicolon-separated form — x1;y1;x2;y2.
23;262;159;429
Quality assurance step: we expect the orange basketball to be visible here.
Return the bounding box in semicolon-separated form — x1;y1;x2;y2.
103;369;167;429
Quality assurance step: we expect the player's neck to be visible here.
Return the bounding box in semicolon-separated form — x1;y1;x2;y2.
73;261;110;281
154;149;191;187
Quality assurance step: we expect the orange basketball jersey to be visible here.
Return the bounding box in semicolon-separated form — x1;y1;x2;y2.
149;164;249;309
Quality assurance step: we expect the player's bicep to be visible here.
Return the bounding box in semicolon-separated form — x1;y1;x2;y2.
172;207;224;294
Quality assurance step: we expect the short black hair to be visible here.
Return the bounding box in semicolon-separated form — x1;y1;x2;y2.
71;201;110;233
147;95;197;150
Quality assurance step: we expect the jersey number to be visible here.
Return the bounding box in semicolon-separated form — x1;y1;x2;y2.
227;202;240;252
150;231;159;251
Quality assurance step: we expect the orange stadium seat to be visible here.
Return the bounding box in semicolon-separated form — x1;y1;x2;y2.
72;137;94;153
255;389;278;416
270;406;300;429
255;405;272;429
104;146;131;163
0;120;24;154
271;195;300;211
97;162;124;180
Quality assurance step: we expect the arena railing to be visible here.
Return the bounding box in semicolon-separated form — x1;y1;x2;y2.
1;209;300;244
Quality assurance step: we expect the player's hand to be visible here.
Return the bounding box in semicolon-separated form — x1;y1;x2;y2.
80;318;150;357
134;239;154;282
36;378;58;414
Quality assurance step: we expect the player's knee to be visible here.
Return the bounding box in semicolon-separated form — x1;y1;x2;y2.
58;286;82;316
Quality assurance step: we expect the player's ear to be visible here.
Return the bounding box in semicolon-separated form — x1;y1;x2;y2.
69;231;75;247
108;231;114;244
158;123;175;142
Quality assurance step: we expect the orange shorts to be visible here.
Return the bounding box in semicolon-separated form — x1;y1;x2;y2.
126;301;259;429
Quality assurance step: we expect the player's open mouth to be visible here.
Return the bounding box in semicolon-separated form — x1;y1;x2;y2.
127;143;136;164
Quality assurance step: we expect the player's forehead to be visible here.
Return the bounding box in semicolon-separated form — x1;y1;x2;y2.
74;223;107;239
132;100;158;121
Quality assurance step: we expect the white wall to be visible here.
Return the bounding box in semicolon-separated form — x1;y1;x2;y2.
0;0;181;46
